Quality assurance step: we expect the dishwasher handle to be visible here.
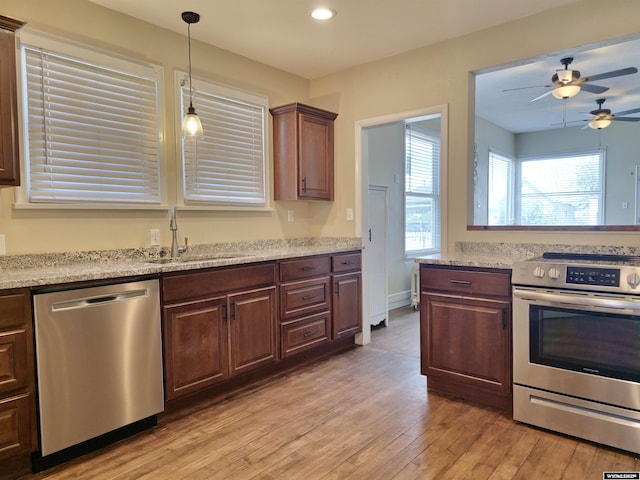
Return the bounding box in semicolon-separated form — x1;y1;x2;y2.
50;289;149;312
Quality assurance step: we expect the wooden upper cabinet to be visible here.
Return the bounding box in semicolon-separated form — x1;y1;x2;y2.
270;103;338;201
0;16;25;187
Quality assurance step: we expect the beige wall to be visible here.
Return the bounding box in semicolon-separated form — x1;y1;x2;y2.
311;0;640;251
3;0;640;254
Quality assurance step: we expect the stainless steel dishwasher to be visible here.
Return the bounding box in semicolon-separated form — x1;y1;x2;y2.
33;278;164;467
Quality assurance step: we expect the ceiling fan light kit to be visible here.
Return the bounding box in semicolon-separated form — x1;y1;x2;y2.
552;84;580;99
589;118;612;129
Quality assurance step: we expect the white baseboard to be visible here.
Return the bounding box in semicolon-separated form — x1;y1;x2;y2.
388;290;411;310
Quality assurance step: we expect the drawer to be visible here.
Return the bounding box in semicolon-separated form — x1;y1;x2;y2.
280;277;331;320
163;262;276;303
332;252;361;273
281;312;330;357
0;329;30;395
279;256;331;282
420;266;511;298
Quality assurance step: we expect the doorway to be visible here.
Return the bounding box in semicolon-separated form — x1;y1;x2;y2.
355;105;448;346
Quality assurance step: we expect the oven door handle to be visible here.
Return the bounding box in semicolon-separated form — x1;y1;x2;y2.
513;287;640;314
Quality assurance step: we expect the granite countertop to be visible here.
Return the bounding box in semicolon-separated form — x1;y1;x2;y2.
0;237;362;290
415;242;640;270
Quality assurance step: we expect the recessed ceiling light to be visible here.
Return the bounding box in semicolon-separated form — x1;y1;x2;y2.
311;8;336;20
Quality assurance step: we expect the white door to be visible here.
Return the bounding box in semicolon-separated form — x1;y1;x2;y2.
367;185;388;326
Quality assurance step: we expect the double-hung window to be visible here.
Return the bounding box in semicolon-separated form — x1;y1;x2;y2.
177;73;268;208
18;31;163;206
405;122;440;257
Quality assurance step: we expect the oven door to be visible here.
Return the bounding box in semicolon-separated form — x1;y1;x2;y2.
512;286;640;411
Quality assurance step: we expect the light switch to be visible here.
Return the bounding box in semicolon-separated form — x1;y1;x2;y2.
346;208;354;221
150;229;161;247
287;210;295;222
0;234;5;255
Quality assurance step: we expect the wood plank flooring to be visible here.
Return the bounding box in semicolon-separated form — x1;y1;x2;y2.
27;307;639;479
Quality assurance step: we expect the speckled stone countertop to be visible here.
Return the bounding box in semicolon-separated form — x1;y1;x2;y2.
415;242;640;269
0;237;362;290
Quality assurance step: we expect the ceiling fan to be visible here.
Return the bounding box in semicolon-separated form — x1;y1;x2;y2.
583;98;640;129
504;57;638;102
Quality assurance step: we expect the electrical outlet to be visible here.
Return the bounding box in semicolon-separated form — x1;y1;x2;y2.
150;229;161;247
287;210;295;222
346;208;354;221
0;234;5;255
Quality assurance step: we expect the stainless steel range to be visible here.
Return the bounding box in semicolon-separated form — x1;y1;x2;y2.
512;252;640;454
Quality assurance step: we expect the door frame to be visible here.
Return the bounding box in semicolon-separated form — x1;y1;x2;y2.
355;105;449;346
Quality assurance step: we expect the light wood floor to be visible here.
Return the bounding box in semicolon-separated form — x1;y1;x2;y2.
28;307;639;479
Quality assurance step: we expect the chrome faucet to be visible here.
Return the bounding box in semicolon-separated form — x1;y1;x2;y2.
169;206;188;259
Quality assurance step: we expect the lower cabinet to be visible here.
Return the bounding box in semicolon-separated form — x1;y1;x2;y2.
162;252;362;404
332;253;362;339
0;288;36;480
162;263;278;402
420;265;512;411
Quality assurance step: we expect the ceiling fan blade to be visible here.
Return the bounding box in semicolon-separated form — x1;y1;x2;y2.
584;66;638;82
502;85;551;92
615;107;640;116
613;117;640;122
530;90;553;102
580;83;609;94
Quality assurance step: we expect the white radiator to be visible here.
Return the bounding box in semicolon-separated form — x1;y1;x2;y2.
410;265;420;310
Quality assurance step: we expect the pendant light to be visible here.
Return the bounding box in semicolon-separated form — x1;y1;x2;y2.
181;11;203;138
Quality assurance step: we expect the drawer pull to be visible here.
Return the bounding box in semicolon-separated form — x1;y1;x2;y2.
341;261;352;265
449;279;472;286
301;266;316;271
302;295;316;300
303;331;314;338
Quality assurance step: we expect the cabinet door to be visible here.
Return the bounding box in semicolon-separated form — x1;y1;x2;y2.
0;27;20;186
421;292;511;396
332;272;362;339
229;287;277;375
0;393;33;461
163;297;229;401
298;113;334;200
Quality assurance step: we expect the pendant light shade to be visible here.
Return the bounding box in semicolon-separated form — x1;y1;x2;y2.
182;11;203;138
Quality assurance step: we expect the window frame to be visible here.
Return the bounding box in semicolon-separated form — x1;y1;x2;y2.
174;71;271;211
15;28;167;210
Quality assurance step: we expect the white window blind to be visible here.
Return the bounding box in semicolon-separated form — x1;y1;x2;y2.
518;149;604;225
405;123;440;256
488;149;514;225
179;75;267;207
21;37;162;205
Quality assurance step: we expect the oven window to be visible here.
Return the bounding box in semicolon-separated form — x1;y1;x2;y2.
530;305;640;382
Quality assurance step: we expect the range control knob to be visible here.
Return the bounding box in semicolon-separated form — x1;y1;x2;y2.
533;265;546;279
627;272;640;289
548;267;561;280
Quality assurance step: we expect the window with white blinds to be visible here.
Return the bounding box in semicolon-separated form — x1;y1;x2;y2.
178;74;267;207
20;33;162;205
488;149;514;225
518;149;604;225
405;122;441;257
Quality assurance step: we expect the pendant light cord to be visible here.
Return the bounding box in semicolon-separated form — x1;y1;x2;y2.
187;22;194;109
